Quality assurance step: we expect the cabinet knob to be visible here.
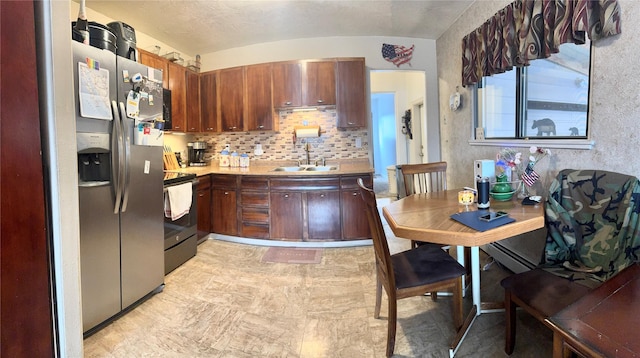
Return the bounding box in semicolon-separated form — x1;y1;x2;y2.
199;193;204;197
284;194;289;198
206;127;214;130
224;191;229;195
258;125;264;129
316;99;324;104
320;194;325;197
284;101;292;106
229;126;237;130
352;192;358;196
348;122;354;125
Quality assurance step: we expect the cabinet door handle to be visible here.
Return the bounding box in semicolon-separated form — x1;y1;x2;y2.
348;122;354;125
352;192;358;196
224;191;229;195
320;194;325;198
284;101;292;106
316;99;324;104
228;126;237;130
258;125;264;129
199;193;204;197
284;194;289;198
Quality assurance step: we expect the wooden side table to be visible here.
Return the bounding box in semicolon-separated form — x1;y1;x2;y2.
547;263;640;358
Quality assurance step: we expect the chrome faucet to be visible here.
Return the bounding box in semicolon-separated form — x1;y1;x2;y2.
315;157;325;166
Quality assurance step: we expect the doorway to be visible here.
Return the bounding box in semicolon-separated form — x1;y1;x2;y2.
371;92;396;178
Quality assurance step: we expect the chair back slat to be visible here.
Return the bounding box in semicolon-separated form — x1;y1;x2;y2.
357;178;396;296
399;162;447;197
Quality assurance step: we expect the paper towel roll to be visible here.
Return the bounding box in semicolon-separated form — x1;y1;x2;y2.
294;126;320;138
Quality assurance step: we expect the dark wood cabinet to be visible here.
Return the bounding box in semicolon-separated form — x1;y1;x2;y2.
196;175;211;241
186;70;201;132
167;61;187;131
307;190;341;240
336;59;367;128
219;67;244;132
138;49;169;88
240;177;270;239
246;63;275;131
303;61;336;106
270;177;341;241
272;62;302;108
200;70;218;132
340;175;372;240
211;175;238;236
270;191;303;240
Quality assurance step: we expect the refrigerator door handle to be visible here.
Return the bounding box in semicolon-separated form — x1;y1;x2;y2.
118;101;132;212
111;100;124;214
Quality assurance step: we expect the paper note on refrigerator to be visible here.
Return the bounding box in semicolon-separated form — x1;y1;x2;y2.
78;61;112;120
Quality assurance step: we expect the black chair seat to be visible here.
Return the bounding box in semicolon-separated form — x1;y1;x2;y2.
392;245;466;290
501;268;591;317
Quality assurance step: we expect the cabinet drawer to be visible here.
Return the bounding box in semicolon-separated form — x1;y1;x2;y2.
241;176;269;190
211;174;238;189
242;207;269;223
241;192;269;207
340;174;372;189
270;177;339;191
197;174;211;190
241;223;270;239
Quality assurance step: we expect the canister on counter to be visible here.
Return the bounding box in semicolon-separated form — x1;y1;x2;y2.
240;153;249;168
230;151;240;167
477;177;490;209
219;150;230;167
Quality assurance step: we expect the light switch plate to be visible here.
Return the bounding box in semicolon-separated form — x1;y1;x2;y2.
355;137;362;148
475;127;485;140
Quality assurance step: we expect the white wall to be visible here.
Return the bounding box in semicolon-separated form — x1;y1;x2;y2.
437;0;640;192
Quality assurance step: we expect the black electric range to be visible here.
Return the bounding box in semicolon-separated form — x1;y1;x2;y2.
163;172;197;186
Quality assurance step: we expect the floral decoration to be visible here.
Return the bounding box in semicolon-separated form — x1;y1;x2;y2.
496;148;522;177
527;146;551;168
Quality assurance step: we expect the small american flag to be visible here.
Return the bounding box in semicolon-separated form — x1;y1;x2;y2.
521;165;540;187
382;43;414;67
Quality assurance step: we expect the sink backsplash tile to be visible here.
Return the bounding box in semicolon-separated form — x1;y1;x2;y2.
193;109;369;163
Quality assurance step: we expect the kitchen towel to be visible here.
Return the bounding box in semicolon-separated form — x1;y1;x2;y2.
164;183;192;221
450;210;515;232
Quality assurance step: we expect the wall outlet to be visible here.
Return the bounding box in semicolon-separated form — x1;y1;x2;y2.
355;137;362;148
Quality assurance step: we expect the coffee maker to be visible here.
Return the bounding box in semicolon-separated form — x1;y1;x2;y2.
188;141;207;166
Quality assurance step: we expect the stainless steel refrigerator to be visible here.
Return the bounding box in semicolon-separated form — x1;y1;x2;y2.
72;41;165;334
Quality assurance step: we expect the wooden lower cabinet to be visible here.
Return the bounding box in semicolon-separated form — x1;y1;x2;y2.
307;191;341;240
196;175;211;241
270;191;304;240
211;175;238;236
341;175;372;240
240;177;270;239
208;173;372;242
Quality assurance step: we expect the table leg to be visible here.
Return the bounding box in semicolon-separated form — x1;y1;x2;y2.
471;246;481;314
456;245;467;297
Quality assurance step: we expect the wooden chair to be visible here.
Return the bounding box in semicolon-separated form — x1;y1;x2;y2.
357;178;465;357
501;169;640;355
398;161;448;198
398;162;447;249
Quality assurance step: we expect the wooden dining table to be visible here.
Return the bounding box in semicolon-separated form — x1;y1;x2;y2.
382;189;544;357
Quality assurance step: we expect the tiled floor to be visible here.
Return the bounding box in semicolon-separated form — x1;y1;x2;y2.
83;200;552;357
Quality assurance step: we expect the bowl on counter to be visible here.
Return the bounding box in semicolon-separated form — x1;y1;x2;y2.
490;190;515;201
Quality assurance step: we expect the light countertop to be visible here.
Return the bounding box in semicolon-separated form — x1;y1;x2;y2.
165;158;374;177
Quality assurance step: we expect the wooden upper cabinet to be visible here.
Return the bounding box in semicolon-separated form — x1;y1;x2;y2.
336;59;367;128
303;61;336;106
272;62;302;108
219;67;244;132
186;70;201;132
138;49;169;88
246;63;275;131
167;61;187;131
200;70;218;132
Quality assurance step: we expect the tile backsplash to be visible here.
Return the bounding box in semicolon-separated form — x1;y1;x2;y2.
192;109;369;163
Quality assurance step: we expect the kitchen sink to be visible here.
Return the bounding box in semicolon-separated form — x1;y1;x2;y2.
272;165;339;172
304;166;338;171
272;166;306;172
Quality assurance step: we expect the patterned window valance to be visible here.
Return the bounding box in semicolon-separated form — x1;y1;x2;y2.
461;0;621;87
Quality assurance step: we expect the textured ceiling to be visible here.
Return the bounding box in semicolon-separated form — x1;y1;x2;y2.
80;0;474;56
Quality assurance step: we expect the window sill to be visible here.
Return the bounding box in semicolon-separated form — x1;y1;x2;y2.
468;138;594;150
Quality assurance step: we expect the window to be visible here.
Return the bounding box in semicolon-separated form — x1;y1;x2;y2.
476;41;591;141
